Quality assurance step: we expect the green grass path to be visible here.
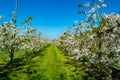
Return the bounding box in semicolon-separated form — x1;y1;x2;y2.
35;43;73;80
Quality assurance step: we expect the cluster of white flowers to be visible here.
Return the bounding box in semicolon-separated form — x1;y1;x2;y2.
0;15;4;19
102;4;107;7
20;26;51;52
101;13;120;32
56;12;120;80
84;2;90;7
0;22;19;49
88;7;95;13
0;19;51;59
99;0;104;3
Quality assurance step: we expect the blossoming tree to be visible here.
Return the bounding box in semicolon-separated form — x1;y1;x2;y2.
56;0;120;79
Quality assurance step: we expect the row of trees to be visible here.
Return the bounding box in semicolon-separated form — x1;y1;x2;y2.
0;15;51;65
56;0;120;80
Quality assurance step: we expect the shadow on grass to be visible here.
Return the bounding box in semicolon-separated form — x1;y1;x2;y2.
0;57;43;80
0;46;47;80
0;57;25;80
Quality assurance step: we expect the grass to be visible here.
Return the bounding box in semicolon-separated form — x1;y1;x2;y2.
0;43;83;80
36;43;73;80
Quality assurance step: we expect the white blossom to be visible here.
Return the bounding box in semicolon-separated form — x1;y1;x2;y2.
97;4;100;8
0;15;3;19
74;20;78;23
93;14;97;20
88;7;95;13
84;2;90;7
102;4;107;7
73;49;79;54
99;0;104;3
116;48;120;53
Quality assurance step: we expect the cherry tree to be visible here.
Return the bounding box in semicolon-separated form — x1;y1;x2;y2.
0;21;20;64
56;0;120;79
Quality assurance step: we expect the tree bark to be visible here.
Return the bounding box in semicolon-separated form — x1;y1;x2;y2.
10;48;14;64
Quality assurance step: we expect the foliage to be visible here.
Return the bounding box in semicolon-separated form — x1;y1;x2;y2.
56;0;120;80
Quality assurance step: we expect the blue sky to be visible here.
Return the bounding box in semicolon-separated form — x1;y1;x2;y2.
0;0;120;39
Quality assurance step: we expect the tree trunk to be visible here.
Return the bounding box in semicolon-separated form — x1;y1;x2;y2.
10;48;14;64
25;48;29;57
32;48;35;54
